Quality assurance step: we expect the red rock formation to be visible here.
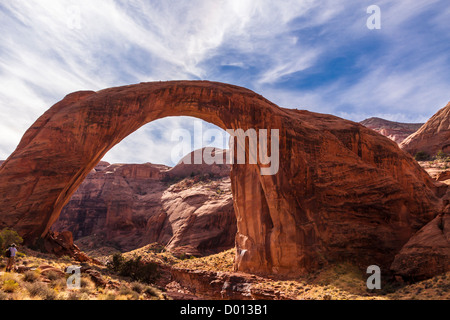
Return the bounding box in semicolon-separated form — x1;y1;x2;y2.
360;117;423;144
42;230;98;264
391;213;450;280
437;171;450;183
52;150;236;255
0;81;446;277
401;102;450;156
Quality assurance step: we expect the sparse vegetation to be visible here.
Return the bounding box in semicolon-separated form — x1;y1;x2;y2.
171;248;449;300
107;253;160;284
0;228;23;250
2;279;19;293
23;270;40;283
0;241;448;300
436;150;449;161
25;281;57;300
0;246;167;300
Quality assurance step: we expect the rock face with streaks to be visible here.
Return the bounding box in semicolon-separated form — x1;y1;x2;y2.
0;81;447;277
360;117;423;144
401;102;450;157
52;149;235;255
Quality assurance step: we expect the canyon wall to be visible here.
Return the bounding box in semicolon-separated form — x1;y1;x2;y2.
52;149;236;255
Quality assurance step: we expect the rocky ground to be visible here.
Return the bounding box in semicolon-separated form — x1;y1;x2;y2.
0;246;167;300
2;243;448;300
419;160;450;184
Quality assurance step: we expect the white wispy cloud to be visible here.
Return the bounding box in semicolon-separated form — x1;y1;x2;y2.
0;0;448;164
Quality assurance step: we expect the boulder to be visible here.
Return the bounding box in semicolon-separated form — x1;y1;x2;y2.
391;213;450;280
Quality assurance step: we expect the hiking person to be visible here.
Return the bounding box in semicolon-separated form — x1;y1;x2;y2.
5;243;17;272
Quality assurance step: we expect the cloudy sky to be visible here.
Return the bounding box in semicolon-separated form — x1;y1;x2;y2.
1;0;449;166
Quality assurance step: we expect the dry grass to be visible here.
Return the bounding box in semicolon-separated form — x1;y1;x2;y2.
0;246;168;301
175;248;235;272
172;248;450;300
386;273;450;300
121;243;181;266
2;244;448;300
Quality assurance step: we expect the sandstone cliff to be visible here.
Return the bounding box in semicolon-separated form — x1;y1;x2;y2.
400;102;450;156
52;148;236;255
360;117;423;144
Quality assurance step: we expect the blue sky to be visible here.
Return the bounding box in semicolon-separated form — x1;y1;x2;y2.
0;0;449;166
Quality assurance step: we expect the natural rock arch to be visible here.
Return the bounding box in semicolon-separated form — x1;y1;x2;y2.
0;81;445;276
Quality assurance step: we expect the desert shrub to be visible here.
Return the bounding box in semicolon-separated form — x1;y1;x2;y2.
131;281;145;293
120;256;159;283
436;150;448;160
107;254;159;284
144;285;160;297
178;253;195;260
2;279;19;293
50;278;67;291
79;276;96;294
23;270;40;283
147;243;165;253
45;270;63;281
0;229;23;249
25;282;57;300
414;151;430;161
107;253;125;273
119;285;139;300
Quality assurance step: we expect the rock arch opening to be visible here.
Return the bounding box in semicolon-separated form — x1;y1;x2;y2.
0;81;443;276
52;116;238;258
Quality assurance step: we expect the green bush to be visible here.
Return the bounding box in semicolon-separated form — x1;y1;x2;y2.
107;253;159;284
0;229;23;250
414;151;430;161
436;150;448;160
2;279;19;293
119;256;159;283
107;253;126;273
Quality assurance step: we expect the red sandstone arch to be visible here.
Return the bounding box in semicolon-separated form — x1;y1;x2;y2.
0;81;444;276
